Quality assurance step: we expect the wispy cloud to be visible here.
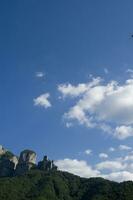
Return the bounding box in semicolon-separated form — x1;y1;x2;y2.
104;68;109;74
118;144;132;151
66;122;73;128
126;68;133;78
35;72;45;78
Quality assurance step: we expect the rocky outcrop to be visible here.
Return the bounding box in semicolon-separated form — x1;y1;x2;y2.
0;146;57;177
18;150;36;164
0;145;7;156
15;150;37;175
0;147;18;177
10;156;18;169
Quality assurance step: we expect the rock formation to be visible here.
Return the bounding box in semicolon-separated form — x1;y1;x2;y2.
15;150;37;175
0;145;7;155
18;150;36;164
10;156;18;169
0;146;18;177
0;146;58;177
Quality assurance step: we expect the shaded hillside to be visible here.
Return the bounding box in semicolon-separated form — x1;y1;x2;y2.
0;169;132;200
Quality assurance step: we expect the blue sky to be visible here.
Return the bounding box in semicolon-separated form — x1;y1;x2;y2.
0;0;133;181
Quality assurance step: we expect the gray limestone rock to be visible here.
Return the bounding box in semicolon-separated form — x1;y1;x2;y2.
19;149;36;164
0;145;7;156
15;149;37;175
9;156;18;169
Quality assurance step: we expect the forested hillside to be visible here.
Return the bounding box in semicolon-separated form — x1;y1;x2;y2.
0;170;132;200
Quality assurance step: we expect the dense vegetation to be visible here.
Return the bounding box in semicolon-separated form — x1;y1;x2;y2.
0;169;132;200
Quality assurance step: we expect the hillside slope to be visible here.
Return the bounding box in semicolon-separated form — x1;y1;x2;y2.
0;169;132;200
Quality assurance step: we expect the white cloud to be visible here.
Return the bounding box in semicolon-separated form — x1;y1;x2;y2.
103;171;133;182
58;83;88;98
118;145;132;151
124;154;133;161
66;122;73;128
58;77;101;98
99;153;108;159
64;105;95;128
36;72;45;78
34;93;51;108
58;77;133;139
55;150;133;182
96;160;127;171
55;158;100;178
85;149;92;155
114;126;133;140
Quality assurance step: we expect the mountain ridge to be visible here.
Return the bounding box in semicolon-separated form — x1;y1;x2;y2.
0;169;133;200
0;146;133;200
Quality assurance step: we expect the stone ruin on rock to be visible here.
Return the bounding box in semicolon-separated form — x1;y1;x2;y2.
0;146;58;177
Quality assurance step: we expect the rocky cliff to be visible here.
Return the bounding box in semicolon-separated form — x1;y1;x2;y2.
0;146;57;177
